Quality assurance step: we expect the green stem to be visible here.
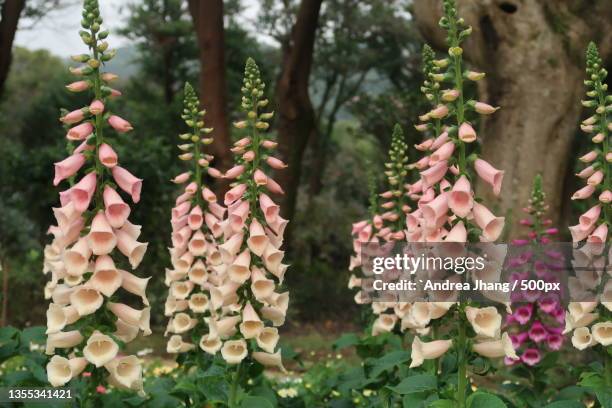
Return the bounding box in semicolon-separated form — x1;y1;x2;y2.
228;363;242;408
456;316;468;408
192;122;203;208
605;351;612;388
91;30;105;212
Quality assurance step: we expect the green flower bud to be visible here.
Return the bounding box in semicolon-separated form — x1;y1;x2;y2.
71;54;90;63
449;46;463;56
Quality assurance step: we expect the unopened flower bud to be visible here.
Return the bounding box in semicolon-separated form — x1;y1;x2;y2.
466;71;486;81
449;46;463;56
234;121;247;129
442;89;459;102
255;122;269;130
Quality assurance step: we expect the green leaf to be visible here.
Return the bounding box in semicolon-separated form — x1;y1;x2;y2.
369;350;410;378
543;401;585;408
595;390;612;408
466;392;507;408
20;326;46;346
333;333;360;350
0;326;18;343
428;400;455;408
241;396;274;408
578;372;605;391
403;392;439;408
388;374;437;395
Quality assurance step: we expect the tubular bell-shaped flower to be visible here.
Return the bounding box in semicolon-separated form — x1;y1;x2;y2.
347;124;416;334
44;0;149;395
504;176;565;368
392;2;515;405
164;83;224;359
565;43;611;387
208;58;289;386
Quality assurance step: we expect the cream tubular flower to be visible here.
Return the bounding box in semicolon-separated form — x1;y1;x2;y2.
252;350;286;373
239;302;264;339
106;355;143;393
257;327;279;353
591;322;612;346
409;337;453;368
221;339;248;364
83;331;119;367
107;302;151;335
472;332;518;360
167;335;196;353
465;306;501;339
572;326;596;350
69;287;103;316
199;334;223;355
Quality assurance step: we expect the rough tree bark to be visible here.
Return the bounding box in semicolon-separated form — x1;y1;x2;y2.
187;0;232;191
413;0;612;237
0;0;25;97
275;0;323;231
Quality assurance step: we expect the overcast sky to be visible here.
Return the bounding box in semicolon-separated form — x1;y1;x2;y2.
14;0;263;57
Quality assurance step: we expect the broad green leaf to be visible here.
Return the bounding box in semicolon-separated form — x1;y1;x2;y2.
388;374;437;395
543;401;585;408
428;399;455;408
369;350;410;378
241;395;275;408
333;333;360;350
467;392;507;408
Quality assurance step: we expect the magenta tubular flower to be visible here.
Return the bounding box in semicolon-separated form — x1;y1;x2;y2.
43;1;149;393
521;348;542;366
528;321;548;343
513;305;533;325
504;175;565;369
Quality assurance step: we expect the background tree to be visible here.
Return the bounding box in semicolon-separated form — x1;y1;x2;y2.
187;0;233;184
412;0;612;237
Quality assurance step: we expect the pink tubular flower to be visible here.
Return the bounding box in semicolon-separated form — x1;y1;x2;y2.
89;99;104;115
458;122;476;143
571;184;595;200
60;109;85;124
266;156;287;169
224;184;247;206
420;160;448;187
172;172;190;184
254;169;268;185
448;175;473;217
474;101;499;114
207;167;223;178
67;122;94;141
53;153;85;186
112;166;142;203
108;115;133;133
68;172;97;212
266;177;285;195
474;158;504;196
99;143;118;168
103;186;130;228
430;141;455;164
66;81;89;92
224;165;245;179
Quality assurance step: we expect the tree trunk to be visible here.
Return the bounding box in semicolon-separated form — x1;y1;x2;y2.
275;0;323;233
187;0;232;192
413;0;612;238
0;0;25;97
